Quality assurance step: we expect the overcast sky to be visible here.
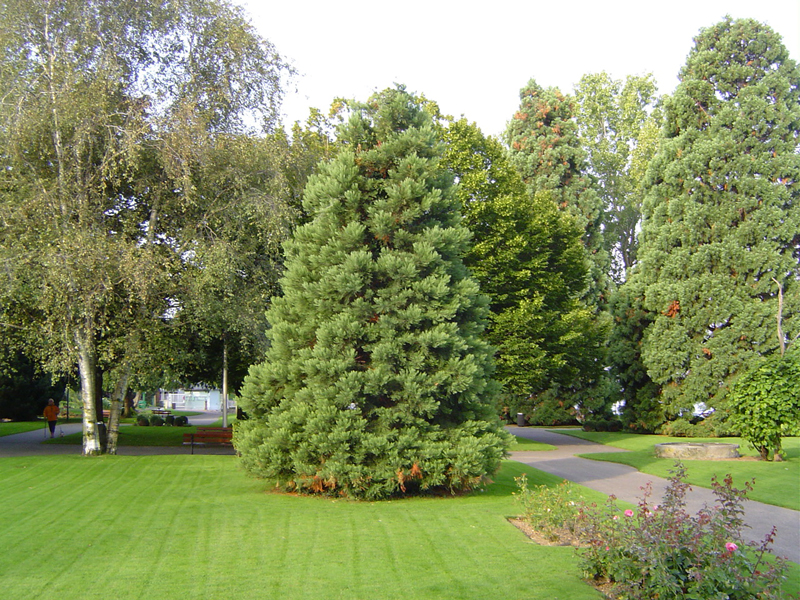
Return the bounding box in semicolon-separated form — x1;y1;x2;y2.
237;0;800;138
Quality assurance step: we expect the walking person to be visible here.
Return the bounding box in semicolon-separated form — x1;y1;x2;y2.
43;398;60;439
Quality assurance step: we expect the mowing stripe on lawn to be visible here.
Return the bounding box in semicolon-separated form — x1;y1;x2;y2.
0;455;611;599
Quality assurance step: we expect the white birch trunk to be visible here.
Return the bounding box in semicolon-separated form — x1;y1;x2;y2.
106;365;130;455
74;327;102;455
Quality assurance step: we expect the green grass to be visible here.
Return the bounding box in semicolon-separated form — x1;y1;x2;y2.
509;434;555;451
0;456;613;600
554;431;800;511
46;424;197;446
0;421;49;437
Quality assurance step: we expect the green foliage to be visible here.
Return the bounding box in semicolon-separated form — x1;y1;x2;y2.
136;416;150;426
574;72;663;282
579;465;787;599
0;0;293;454
506;79;609;306
729;351;800;460
607;272;663;432
237;87;510;499
149;415;165;427
441;119;608;422
0;347;64;421
514;474;586;541
636;17;800;417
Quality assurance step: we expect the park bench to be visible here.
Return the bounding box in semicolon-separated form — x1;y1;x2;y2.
151;408;172;416
183;426;234;454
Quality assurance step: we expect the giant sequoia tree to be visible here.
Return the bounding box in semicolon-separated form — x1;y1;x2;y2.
236;88;509;499
637;17;800;418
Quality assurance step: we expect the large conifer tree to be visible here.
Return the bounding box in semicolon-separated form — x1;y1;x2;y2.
637;17;800;418
236;88;509;499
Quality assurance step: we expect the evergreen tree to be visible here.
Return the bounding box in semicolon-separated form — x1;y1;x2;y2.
442;119;608;424
236;88;510;499
506;79;609;305
637;17;800;419
607;270;662;432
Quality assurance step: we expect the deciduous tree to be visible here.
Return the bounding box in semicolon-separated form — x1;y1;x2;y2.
506;79;609;306
441;119;608;424
574;72;662;282
0;0;291;453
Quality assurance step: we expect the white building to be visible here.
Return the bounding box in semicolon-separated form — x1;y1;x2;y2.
159;388;234;412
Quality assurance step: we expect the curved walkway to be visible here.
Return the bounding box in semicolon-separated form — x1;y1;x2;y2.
0;411;235;457
508;427;800;564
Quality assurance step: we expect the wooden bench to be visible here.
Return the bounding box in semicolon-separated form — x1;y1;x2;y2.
152;408;172;416
183;427;233;454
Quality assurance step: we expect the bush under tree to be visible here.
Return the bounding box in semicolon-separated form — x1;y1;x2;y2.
236;87;510;499
729;349;800;460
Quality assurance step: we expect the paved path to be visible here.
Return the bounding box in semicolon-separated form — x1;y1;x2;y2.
0;411;235;457
508;427;800;564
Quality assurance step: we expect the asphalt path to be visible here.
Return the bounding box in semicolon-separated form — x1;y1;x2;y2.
0;411;235;457
508;426;800;564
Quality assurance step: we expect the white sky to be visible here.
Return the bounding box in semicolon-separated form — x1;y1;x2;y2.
237;0;800;138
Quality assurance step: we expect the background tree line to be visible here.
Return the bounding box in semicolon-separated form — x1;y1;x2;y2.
1;3;797;463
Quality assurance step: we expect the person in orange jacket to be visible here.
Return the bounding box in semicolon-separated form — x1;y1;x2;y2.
43;398;60;438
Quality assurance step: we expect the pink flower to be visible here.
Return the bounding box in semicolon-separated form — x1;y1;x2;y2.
624;509;634;517
612;515;619;521
725;542;738;553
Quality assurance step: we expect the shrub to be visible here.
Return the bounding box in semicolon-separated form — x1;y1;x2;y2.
578;463;787;599
659;418;696;437
514;475;585;542
149;415;164;426
164;415;175;426
583;417;622;432
174;415;188;427
729;350;800;460
136;415;149;427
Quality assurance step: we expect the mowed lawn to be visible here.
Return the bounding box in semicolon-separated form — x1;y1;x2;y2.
0;455;604;600
556;431;800;511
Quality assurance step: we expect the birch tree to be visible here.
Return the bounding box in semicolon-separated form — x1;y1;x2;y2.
0;0;291;453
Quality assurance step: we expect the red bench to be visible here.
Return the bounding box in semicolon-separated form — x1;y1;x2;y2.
183;427;233;454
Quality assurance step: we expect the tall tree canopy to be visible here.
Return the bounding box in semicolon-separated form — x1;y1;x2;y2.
236;88;509;499
636;16;800;419
441;119;607;424
0;0;291;453
505;79;609;306
574;72;662;283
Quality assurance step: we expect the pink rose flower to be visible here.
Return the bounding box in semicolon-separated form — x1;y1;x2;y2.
725;542;738;553
624;509;634;517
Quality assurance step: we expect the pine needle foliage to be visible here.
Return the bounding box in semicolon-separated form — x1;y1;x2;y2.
236;87;510;499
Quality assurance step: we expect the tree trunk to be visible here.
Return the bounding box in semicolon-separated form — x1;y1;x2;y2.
124;391;139;419
74;327;103;455
106;365;130;455
758;445;770;461
222;338;229;428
